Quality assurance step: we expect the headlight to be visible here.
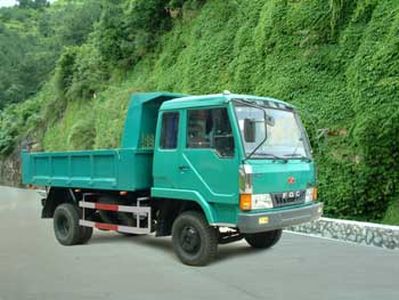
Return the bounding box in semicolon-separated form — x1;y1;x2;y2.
240;193;273;210
305;187;318;203
252;194;274;209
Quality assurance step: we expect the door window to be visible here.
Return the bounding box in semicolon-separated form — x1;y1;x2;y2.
187;108;234;157
160;112;179;149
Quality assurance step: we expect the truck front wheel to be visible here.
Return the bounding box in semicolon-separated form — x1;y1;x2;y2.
172;211;218;266
244;229;282;249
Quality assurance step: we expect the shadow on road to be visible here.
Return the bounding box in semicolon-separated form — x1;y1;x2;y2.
216;244;270;263
89;233;175;252
88;232;266;264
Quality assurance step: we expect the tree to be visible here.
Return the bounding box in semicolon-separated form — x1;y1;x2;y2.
17;0;49;9
95;0;172;68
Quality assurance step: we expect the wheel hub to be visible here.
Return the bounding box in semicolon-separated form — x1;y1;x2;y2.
180;226;200;253
57;215;70;236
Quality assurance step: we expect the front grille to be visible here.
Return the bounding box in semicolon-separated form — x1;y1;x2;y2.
272;190;305;208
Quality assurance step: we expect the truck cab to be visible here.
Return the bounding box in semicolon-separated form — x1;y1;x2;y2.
152;93;321;233
22;91;322;266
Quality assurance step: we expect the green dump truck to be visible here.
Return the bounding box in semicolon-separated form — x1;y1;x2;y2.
22;91;323;266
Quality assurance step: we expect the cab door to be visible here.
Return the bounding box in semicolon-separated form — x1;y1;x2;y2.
178;106;239;204
153;111;181;189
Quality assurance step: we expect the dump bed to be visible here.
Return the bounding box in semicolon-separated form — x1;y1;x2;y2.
21;92;187;191
22;148;153;191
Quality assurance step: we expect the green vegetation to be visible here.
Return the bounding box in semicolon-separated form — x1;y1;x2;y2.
0;0;398;224
0;0;102;109
383;200;399;225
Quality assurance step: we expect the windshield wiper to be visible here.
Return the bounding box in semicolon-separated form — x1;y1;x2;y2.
253;152;288;163
283;153;312;162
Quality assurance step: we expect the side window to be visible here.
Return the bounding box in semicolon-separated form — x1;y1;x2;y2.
160;112;179;149
187;108;234;157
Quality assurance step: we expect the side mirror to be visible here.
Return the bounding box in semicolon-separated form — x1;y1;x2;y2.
244;118;256;143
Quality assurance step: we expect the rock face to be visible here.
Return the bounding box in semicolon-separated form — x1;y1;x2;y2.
288;217;399;250
0;151;21;187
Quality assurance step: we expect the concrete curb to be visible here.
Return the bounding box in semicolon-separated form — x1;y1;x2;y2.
287;217;399;250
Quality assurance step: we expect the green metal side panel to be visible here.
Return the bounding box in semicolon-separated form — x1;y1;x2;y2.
22;148;153;191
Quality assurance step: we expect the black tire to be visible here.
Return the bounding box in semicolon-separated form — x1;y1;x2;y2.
75;206;93;244
172;211;218;266
53;203;82;246
244;229;282;249
78;226;93;244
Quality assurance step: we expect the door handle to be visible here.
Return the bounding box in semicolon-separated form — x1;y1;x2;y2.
178;165;191;171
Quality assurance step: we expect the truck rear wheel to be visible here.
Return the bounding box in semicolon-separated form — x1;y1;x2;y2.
53;203;82;246
244;229;282;249
78;226;93;244
172;211;218;266
53;203;93;245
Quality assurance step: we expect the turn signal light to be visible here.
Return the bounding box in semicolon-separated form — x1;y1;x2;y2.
240;194;252;211
313;187;318;200
306;187;318;203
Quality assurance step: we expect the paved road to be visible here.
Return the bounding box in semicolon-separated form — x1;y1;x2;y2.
0;186;398;300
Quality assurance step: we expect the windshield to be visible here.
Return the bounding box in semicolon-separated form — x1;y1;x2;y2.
234;102;311;159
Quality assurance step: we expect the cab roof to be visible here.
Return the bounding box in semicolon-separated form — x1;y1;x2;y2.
160;92;294;110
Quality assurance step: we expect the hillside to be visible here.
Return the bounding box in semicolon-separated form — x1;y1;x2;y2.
0;0;398;224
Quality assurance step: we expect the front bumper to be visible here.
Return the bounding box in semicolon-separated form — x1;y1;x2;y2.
237;202;323;233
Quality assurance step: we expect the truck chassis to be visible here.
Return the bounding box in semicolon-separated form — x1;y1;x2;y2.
44;187;284;266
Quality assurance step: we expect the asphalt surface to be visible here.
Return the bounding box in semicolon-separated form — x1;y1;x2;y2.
0;186;398;300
